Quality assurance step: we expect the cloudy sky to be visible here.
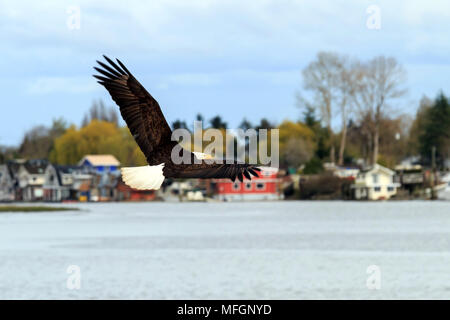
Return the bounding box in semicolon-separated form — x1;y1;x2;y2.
1;0;450;146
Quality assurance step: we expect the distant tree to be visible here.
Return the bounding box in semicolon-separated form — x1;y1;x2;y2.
335;58;360;166
49;125;79;165
18;118;68;160
418;92;450;167
303;157;324;174
196;113;204;122
50;118;68;138
299;52;358;165
255;118;275;130
300;52;342;164
239;118;253;131
278;121;315;169
19;125;50;159
301;106;329;161
346;113;410;167
172;119;188;130
352;56;407;165
50;120;146;166
209;115;227;129
302;106;319;128
82;99;118;127
0;145;18;164
407;96;433;155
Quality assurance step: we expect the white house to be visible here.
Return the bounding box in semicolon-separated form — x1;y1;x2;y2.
436;172;450;201
352;164;400;200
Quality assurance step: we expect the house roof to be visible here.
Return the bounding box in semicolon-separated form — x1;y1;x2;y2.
24;159;49;174
78;155;120;167
360;164;394;176
0;164;10;178
57;165;85;174
6;160;22;177
52;165;84;186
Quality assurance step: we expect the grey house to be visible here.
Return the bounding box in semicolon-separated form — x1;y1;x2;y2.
17;159;48;201
0;164;15;202
43;165;90;202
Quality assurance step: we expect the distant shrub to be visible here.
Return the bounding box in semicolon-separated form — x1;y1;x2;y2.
302;157;324;174
299;173;352;200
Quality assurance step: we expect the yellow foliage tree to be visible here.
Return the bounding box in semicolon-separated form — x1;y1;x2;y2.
50;120;147;166
50;125;80;165
278;120;316;168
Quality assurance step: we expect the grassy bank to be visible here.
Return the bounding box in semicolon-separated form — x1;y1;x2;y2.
0;205;79;212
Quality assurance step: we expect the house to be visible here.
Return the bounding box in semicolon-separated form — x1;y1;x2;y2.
71;170;94;202
14;159;48;201
352;164;400;200
394;164;424;194
78;154;120;173
43;165;88;202
157;180;200;202
214;167;281;201
116;178;157;201
6;160;23;200
0;164;15;202
90;172;120;201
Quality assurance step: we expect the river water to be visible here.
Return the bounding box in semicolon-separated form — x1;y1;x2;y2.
0;201;449;299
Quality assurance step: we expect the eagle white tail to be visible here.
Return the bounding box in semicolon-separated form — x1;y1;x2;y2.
121;164;165;190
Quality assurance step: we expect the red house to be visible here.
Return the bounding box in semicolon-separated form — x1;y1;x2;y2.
214;167;280;201
116;179;156;201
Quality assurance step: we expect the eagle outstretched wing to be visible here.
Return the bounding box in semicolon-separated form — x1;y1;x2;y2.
94;56;261;183
94;55;175;165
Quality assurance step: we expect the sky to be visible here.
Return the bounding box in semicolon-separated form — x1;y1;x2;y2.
1;0;450;146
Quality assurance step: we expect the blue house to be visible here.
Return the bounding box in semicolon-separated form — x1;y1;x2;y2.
78;155;120;173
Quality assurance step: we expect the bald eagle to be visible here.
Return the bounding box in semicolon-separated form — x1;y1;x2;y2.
93;56;261;190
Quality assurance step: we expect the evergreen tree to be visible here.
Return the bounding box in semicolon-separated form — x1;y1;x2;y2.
419;92;450;166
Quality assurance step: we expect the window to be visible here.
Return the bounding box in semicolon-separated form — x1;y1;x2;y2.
232;182;240;191
372;174;379;184
256;183;265;190
387;186;394;192
245;183;252;190
374;186;381;192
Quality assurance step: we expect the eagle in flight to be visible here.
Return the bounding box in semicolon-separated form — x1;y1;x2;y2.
94;55;261;190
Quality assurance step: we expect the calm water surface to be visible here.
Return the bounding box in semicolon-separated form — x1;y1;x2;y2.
0;201;449;299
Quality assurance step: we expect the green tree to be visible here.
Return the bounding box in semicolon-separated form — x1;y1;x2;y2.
172;119;188;130
209;115;227;129
419;92;450;167
239;118;253;131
